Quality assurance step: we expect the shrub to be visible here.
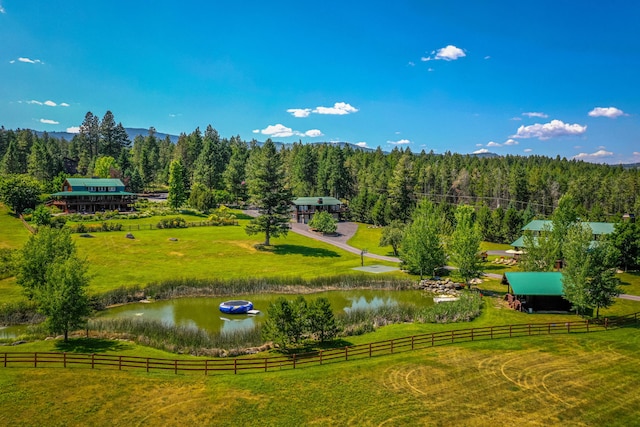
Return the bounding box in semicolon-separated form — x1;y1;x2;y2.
156;217;187;229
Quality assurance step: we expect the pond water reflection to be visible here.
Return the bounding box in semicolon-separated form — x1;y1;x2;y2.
98;289;433;335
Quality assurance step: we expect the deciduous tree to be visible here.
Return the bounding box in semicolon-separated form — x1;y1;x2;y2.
448;205;483;287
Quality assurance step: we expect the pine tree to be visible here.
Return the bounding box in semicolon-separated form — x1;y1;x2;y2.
167;159;186;209
245;139;292;246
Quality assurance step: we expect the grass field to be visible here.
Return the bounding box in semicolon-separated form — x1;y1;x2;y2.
0;204;31;249
346;223;395;257
1;325;639;426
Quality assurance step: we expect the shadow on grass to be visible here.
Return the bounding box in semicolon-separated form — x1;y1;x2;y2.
271;244;340;258
54;338;132;353
232;212;255;220
276;339;355;357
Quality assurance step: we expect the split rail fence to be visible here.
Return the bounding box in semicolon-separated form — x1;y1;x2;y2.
2;313;638;376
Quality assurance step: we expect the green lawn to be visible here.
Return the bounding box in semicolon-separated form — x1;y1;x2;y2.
346;223;396;257
1;324;639;426
0;204;31;249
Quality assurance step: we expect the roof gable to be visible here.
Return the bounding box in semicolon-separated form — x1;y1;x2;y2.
65;178;125;190
521;220;614;235
293;197;342;206
505;272;564;296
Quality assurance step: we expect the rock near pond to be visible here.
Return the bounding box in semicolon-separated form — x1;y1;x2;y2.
416;278;463;295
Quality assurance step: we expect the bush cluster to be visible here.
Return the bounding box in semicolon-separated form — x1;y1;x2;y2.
68;222;123;233
156;217;187;229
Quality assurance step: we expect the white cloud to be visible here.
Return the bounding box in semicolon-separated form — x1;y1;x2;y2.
387;139;411;145
504;139;519;146
15;57;43;64
313;102;359;115
255;124;323;138
484;56;491;60
422;45;466;62
512;119;587;140
572;149;614;160
66;126;80;134
287;108;311;118
304;129;323;137
40;119;59;125
44;100;57;107
355;142;369;148
257;124;295;137
27;100;43;105
523;112;548;118
24;99;69;107
408;61;415;67
60;102;70;107
524;148;533;153
475;143;483;147
634;151;640;156
487;141;501;147
0;4;5;14
473;148;489;154
588;106;626;118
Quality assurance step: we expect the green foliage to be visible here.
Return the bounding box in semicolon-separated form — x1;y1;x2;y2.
167;159;187;209
188;182;216;212
448;205;483;286
32;205;52;226
0;174;42;214
611;221;640;271
400;199;446;279
262;295;338;349
16;227;91;341
519;226;557;271
156;217;187;229
0;248;17;280
379;220;405;256
562;222;621;317
308;210;338;234
94;155;116;178
207;205;237;226
245;139;292;245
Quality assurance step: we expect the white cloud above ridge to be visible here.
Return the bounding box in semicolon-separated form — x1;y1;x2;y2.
40;118;59;125
504;139;519;146
473;148;489;154
387;139;411;145
253;124;323;138
287;102;358;117
512;119;587;140
572;149;614;160
588;107;626;118
524;148;533;153
422;45;466;62
523;112;548;118
11;57;43;64
487;141;501;147
67;126;80;134
355;142;369;148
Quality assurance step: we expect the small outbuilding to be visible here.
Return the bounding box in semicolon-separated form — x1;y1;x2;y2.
504;272;572;312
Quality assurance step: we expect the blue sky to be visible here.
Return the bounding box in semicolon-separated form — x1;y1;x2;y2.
1;1;639;163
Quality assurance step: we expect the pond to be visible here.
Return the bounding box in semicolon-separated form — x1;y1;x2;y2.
97;289;434;335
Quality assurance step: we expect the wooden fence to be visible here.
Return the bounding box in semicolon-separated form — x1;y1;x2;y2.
2;313;638;376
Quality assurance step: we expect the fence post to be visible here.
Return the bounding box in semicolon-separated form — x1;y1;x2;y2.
605;318;608;330
490;326;493;339
64;352;67;368
586;319;589;332
264;358;268;372
369;343;372;358
345;346;349;361
205;360;208;376
319;350;323;365
567;322;570;333
471;329;474;341
235;358;238;374
174;359;178;375
146;358;149;373
528;324;531;336
34;352;37;368
431;333;434;347
92;354;95;369
391;340;394;354
4;352;6;367
119;355;122;370
451;330;454;343
411;336;414;350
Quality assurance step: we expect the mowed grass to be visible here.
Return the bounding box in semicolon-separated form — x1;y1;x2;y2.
0;204;31;249
1;326;639;426
347;223;395;257
72;221;399;294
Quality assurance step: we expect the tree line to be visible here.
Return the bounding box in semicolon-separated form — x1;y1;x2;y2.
1;110;640;244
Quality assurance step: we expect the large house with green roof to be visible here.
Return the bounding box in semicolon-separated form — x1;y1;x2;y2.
291;197;346;223
50;178;136;213
510;220;614;249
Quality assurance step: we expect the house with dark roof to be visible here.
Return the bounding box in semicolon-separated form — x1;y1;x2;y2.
291;197;346;223
504;271;572;312
50;178;136;213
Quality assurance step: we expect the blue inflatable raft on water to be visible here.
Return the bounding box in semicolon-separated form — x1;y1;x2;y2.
219;300;254;314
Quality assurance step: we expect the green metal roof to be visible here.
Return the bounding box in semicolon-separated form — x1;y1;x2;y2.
510;236;526;248
292;197;342;206
65;178;125;189
505;272;564;296
521;220;614;235
50;191;134;197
